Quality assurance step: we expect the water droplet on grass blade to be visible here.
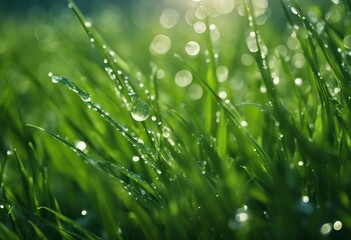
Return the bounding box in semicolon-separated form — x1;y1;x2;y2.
129;92;140;102
132;155;140;162
343;35;351;49
131;100;151;121
84;20;92;28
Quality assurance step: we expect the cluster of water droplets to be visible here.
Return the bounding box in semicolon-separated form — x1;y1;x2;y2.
49;72;92;103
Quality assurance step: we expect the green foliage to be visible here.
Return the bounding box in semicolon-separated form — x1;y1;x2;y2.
1;0;351;239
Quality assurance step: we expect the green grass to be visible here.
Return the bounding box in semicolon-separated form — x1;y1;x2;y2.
1;0;351;239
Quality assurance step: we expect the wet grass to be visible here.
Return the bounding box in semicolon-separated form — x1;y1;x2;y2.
1;0;351;239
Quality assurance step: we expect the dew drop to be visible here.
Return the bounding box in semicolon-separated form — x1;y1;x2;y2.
343;35;351;49
194;21;206;34
129;92;140;103
333;221;342;231
240;120;248;127
150;35;172;55
159;8;180;29
75;140;87;151
294;78;303;86
132;155;140;162
175;69;193;87
218;91;227;99
81;210;87;216
84;20;92;28
302;195;309;203
290;6;298;15
185;41;200;56
195;6;208;19
320;223;332;235
216;66;229;82
50;75;62;84
131;100;151;121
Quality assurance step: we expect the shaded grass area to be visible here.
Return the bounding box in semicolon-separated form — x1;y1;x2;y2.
1;0;351;239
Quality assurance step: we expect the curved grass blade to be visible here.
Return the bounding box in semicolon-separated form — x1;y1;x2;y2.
28;220;48;240
48;74;155;161
67;0;139;104
26;124;158;200
0;223;20;240
37;207;100;240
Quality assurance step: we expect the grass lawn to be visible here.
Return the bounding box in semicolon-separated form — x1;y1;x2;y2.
1;0;351;239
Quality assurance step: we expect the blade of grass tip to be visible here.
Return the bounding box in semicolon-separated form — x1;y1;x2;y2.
47;73;154;160
26;124;159;199
28;220;48;240
174;54;272;178
38;207;102;240
67;0;138;104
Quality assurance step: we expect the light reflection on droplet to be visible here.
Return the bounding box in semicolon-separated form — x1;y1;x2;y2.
292;53;305;68
240;120;248;127
302;195;309;203
260;86;267;93
195;6;208;19
132;155;140;162
150;35;172;55
159;8;180;29
218;91;227;99
156;69;165;79
81;210;87;216
175;69;193;87
273;76;280;85
246;37;258;53
211;0;235;15
131;100;151;121
75;140;87;151
216;66;228;82
333;221;342;231
294;78;303;86
320;223;332;235
343;35;351;49
84;20;92;28
185;41;200;56
194;21;206;34
187;84;203;100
